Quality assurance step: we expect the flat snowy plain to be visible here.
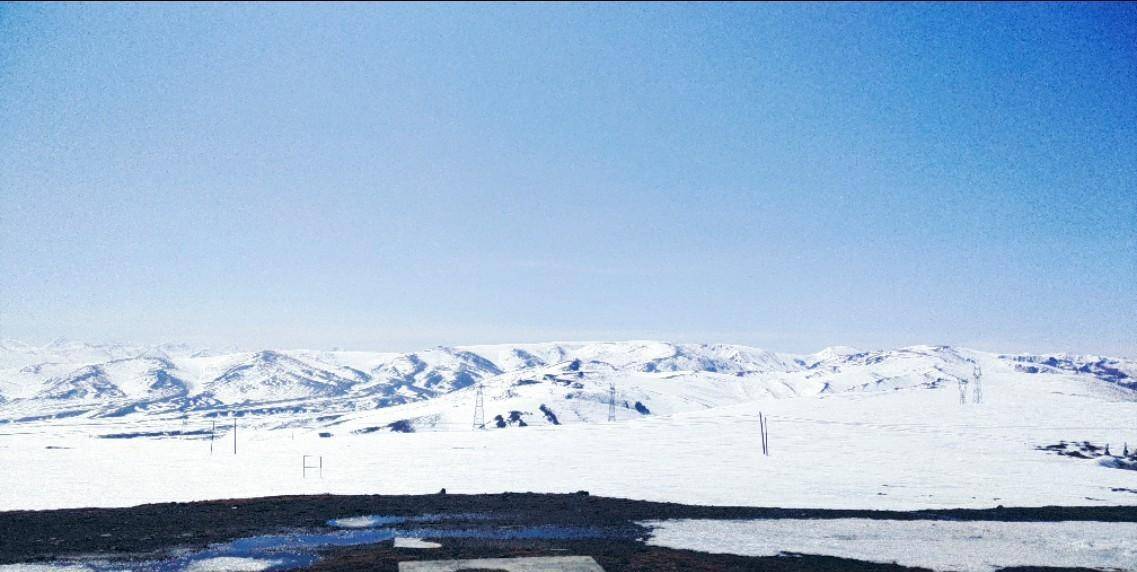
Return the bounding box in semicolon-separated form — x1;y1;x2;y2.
2;374;1134;512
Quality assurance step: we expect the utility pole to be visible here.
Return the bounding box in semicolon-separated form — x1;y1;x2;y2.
209;420;215;455
472;384;485;430
759;412;769;456
608;383;617;422
233;417;237;455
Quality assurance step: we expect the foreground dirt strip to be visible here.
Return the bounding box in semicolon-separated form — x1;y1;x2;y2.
2;492;1135;570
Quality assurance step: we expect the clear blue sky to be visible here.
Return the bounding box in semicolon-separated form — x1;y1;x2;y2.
1;3;1134;355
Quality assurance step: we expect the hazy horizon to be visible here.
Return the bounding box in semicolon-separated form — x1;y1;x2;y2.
1;334;1132;360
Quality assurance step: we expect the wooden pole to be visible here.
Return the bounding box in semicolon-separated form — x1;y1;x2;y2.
759;412;768;456
233;417;237;455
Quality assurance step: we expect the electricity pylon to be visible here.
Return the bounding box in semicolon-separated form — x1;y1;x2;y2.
608;383;616;422
472;384;485;430
972;363;983;404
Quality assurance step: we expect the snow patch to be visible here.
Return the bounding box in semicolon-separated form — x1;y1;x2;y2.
644;518;1137;572
183;557;283;571
393;537;442;549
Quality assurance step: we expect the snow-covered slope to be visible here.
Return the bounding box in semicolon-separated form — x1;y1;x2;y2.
1000;353;1137;391
1;340;1133;435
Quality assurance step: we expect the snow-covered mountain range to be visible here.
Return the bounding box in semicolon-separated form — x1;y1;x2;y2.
1;339;1133;434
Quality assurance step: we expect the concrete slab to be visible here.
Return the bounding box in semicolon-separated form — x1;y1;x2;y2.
398;555;605;572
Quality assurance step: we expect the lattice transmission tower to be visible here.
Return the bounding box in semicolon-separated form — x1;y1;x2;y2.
972;362;983;404
608;383;617;422
472;384;485;430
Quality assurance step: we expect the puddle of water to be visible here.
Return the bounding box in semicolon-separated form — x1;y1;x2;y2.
21;517;622;572
27;529;384;572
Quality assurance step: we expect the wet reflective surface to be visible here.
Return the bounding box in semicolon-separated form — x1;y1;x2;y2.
18;514;630;571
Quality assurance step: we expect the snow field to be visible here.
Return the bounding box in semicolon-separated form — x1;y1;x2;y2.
644;518;1137;571
2;376;1135;512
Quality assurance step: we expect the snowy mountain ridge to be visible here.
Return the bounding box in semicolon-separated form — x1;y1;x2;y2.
0;340;1133;433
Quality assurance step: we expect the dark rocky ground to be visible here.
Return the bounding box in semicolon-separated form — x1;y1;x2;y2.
2;492;1134;571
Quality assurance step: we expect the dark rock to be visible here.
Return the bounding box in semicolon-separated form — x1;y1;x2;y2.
539;404;560;425
387;420;414;433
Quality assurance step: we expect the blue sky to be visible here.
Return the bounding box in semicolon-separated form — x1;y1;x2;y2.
1;3;1134;355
